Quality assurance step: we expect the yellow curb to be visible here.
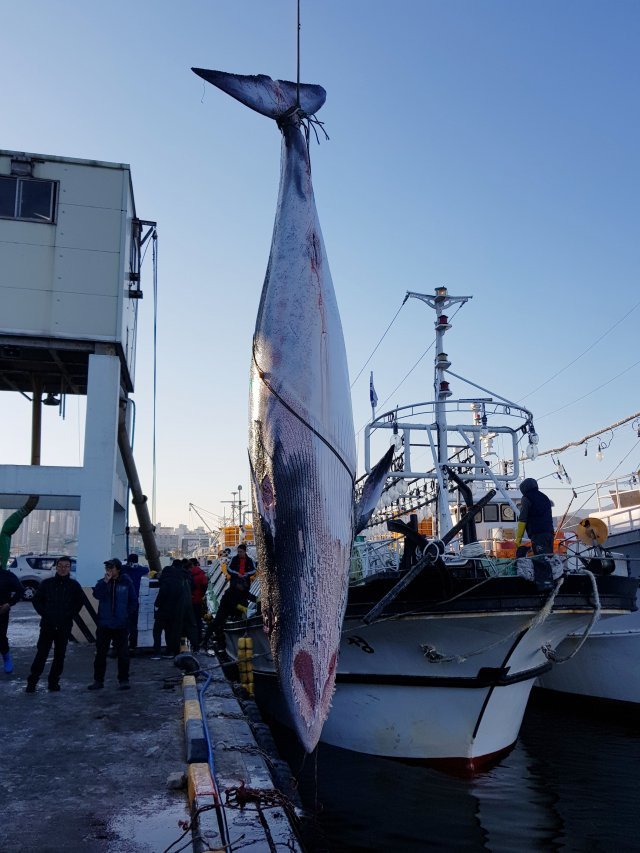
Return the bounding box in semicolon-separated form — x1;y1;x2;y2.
183;675;197;688
187;762;216;807
184;699;202;724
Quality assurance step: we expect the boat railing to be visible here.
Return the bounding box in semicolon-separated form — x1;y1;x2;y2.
369;399;532;424
594;474;640;512
351;538;401;583
591;504;640;536
364;400;525;482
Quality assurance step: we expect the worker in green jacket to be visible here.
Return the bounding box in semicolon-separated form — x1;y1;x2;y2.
0;496;39;673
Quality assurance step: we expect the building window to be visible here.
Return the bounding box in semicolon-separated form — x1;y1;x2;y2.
0;175;57;223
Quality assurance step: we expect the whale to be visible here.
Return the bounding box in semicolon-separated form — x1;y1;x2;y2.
193;68;392;751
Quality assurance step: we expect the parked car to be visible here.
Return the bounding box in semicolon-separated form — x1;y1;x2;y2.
5;555;77;601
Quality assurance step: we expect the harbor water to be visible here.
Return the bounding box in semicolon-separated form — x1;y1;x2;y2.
271;697;640;852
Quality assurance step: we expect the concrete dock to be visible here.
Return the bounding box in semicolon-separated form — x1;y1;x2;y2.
1;602;305;853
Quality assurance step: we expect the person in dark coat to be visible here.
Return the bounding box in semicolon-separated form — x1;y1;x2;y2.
189;558;208;652
88;558;136;690
0;565;25;674
207;544;257;647
178;559;198;650
515;478;555;555
151;559;191;659
26;557;84;692
120;553;149;653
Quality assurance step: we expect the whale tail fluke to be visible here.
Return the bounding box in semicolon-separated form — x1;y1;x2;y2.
192;68;326;120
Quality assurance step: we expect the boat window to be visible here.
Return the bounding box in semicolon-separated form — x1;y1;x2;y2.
500;504;516;522
483;504;499;522
0;176;57;223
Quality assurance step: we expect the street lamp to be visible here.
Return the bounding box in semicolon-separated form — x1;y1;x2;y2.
237;485;243;532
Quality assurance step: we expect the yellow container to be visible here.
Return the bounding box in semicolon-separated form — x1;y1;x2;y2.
418;518;433;537
495;540;517;559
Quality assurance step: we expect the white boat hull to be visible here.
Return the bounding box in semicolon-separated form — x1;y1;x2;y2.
227;606;606;769
536;609;640;704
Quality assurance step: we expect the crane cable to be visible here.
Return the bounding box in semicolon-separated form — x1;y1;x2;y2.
152;230;159;526
350;296;408;388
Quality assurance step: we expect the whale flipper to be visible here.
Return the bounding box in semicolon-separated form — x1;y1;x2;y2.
354;446;395;535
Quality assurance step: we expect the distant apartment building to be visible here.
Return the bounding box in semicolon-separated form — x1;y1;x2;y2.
0;507;79;556
0;508;214;562
127;524;214;562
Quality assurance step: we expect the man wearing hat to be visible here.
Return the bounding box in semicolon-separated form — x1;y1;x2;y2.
88;558;136;690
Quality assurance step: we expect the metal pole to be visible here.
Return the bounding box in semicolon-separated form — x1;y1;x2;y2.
117;403;162;575
31;377;42;466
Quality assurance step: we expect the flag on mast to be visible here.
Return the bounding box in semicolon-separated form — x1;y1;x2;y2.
369;371;378;409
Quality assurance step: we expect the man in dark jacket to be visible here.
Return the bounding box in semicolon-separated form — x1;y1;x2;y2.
26;556;84;692
515;478;557;591
0;565;25;674
515;478;555;555
88;558;136;690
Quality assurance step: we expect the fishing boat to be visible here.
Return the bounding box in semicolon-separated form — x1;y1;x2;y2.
535;480;640;705
588;474;640;560
218;288;638;770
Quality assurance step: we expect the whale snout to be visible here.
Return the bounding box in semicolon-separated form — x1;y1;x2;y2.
291;647;339;752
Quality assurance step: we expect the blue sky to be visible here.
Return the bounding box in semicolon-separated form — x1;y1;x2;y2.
1;1;638;527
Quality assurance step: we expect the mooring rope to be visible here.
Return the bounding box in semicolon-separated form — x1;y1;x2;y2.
420;573;566;664
541;568;601;663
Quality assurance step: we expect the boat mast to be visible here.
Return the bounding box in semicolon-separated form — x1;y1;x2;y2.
406;288;471;537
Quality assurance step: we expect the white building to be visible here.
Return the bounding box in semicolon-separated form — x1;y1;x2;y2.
0;149;155;584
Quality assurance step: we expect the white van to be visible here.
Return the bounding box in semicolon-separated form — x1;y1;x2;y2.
5;555;77;601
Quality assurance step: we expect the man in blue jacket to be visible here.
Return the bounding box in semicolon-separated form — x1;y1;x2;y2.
89;558;136;691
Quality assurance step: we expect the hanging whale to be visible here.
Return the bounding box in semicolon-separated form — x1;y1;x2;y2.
193;68;393;751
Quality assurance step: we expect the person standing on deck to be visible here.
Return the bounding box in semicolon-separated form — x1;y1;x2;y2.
88;559;136;691
207;543;257;647
515;478;555;555
26;557;83;692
